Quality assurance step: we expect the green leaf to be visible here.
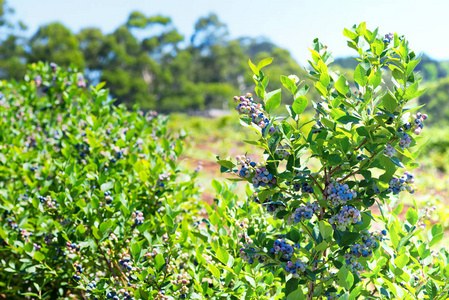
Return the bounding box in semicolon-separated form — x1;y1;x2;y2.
34;251;45;262
371;40;384;56
354;64;368;86
315;241;328;251
394;253;409;269
429;224;443;247
337;115;361;124
340;292;350;300
154;254;165;271
368;69;382;88
208;264;220;279
268;132;282;154
337;266;353;290
335;75;350;95
389;225;399;249
265;89;282;113
382;93;398;113
280;75;297;95
0;227;7;240
320;73;330;86
292;96;308;115
318;221;333;239
289;227;301;243
315;81;328;97
406;57;421;76
216;246;229;265
99;219;113;233
426;279;438;299
100;182;114;192
92;226;103;240
76;224;86;235
163;215;174;232
339;232;360;246
217;159;235;170
343;28;358;40
285;277;299;295
257;57;274;70
131;242;141;259
248;59;259;75
405;207;418;225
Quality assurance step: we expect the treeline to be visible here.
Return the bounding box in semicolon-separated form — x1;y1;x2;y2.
0;2;317;112
2;1;449;113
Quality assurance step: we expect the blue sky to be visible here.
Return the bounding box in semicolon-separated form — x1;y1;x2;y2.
10;0;447;64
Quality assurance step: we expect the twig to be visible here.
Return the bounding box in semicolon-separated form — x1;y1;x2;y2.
309;174;324;195
338;151;377;183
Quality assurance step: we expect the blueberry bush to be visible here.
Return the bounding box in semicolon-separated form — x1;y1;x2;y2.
2;23;449;300
0;62;204;299
208;23;449;299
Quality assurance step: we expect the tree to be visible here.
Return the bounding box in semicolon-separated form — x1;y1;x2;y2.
28;22;84;68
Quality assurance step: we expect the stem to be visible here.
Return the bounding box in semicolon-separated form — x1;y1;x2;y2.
307;280;315;300
309;174;324;195
337;150;378;183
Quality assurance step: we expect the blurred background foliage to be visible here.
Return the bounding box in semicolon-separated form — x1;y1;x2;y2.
2;0;449;116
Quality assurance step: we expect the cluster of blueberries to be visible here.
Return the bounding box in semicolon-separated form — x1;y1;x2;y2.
75;142;90;159
411;112;427;135
328;205;362;231
77;74;87;88
274;144;291;160
284;258;306;278
270;239;298;261
66;242;81;254
50;62;58;72
292;181;314;194
119;255;134;272
6;215;18;229
106;291;134;300
398;132;412;148
374;171;416;195
35;75;42;87
269;239;307;277
250;192;287;219
29;165;39;172
171;272;191;299
383;144;396;158
325;182;357;207
132;211;145;226
235;155;277;188
38;195;59;209
111;150;124;164
72;262;83;281
288;202;319;224
345;230;386;272
86;281;97;292
383;32;394;43
104;191;113;204
233;93;271;133
239;244;265;265
157;172;171;188
325;291;344;300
